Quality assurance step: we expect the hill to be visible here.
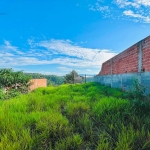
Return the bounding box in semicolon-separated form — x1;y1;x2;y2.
0;82;150;149
25;73;65;85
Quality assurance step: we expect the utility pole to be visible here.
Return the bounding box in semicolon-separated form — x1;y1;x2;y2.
85;74;86;84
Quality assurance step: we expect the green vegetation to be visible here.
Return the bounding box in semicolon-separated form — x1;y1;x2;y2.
25;73;64;86
64;70;79;84
0;82;150;149
0;68;31;100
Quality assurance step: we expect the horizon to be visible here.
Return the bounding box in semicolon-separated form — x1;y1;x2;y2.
0;0;150;75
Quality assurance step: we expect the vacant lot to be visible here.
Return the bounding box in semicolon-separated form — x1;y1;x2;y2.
0;82;150;150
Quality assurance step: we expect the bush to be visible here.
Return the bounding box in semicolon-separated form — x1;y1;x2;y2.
123;79;150;116
55;134;82;150
92;97;130;119
0;89;5;100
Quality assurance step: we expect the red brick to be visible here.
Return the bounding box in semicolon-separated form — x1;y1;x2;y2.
98;36;150;75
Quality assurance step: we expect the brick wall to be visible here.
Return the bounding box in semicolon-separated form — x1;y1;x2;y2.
30;79;47;91
98;36;150;75
99;60;111;75
142;37;150;72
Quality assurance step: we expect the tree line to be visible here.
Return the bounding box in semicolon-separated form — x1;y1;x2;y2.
26;70;83;85
25;73;65;86
0;68;85;100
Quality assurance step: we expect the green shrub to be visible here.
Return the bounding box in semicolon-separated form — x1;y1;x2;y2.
55;134;82;150
96;132;114;150
65;102;90;121
30;111;72;150
92;97;130;119
115;125;150;150
123;79;150;116
0;89;5;100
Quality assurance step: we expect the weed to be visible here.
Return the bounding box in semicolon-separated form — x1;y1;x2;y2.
0;82;149;149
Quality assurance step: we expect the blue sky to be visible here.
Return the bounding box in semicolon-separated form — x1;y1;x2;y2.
0;0;150;75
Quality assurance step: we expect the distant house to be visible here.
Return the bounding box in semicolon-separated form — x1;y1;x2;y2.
30;79;47;91
74;76;83;84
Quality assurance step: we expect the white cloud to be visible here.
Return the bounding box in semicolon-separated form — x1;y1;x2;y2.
133;0;150;7
0;40;25;55
89;2;109;12
90;5;109;12
115;0;140;8
123;10;140;17
0;39;117;70
0;53;14;57
4;40;16;49
90;0;150;23
86;69;92;72
39;71;64;76
28;39;34;46
33;39;116;67
58;66;72;72
116;0;150;8
123;10;150;23
24;70;64;76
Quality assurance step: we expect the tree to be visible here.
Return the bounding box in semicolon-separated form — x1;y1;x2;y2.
64;70;78;84
11;71;31;93
0;68;31;99
0;68;14;92
25;73;65;86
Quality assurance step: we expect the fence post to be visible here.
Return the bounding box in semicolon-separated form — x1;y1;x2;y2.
85;74;86;84
138;41;143;84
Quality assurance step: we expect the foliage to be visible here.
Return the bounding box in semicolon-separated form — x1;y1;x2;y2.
0;89;5;100
0;68;31;100
123;79;147;101
25;73;65;86
64;70;78;84
123;79;150;116
0;82;150;149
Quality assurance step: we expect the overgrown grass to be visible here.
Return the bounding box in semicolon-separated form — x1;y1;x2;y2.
0;82;150;149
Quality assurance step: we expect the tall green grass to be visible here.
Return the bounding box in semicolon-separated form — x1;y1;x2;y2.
0;82;150;149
